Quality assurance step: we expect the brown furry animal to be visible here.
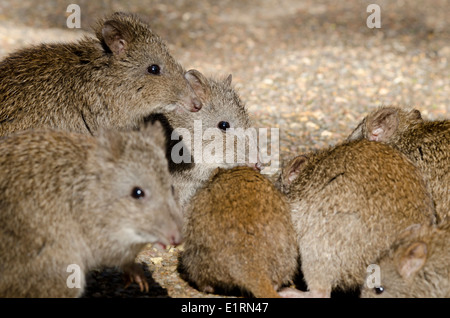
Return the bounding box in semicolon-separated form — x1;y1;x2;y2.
276;139;436;298
146;70;259;212
0;12;201;137
348;106;450;223
180;166;299;298
361;221;450;298
0;122;182;297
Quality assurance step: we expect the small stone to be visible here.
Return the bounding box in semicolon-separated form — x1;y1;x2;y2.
335;96;348;103
378;88;389;95
321;130;333;138
306;122;319;130
150;257;163;266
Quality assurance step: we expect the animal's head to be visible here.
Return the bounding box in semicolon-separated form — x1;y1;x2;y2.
347;106;423;144
168;69;260;177
95;12;202;125
86;120;183;250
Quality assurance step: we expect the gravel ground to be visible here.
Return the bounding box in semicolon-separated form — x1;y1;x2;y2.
0;0;448;298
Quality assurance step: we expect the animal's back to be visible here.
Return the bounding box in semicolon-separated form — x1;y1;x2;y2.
290;140;435;290
182;166;298;297
0;41;104;135
0;130;92;297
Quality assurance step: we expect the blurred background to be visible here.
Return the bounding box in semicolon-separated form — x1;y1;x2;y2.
0;0;448;297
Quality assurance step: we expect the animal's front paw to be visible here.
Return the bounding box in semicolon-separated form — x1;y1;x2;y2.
123;263;149;293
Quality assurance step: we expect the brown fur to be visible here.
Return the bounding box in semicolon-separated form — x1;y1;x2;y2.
0;12;201;137
0;122;182;297
180;166;299;298
348;106;450;223
361;221;450;297
146;70;256;211
277;139;436;297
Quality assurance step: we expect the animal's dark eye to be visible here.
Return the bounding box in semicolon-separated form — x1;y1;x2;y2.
131;187;145;199
147;64;161;75
218;121;230;131
374;286;384;295
171;185;175;195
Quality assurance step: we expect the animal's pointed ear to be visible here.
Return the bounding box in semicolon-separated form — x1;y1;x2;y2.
283;155;308;185
397;224;423;241
224;74;232;87
395;242;428;280
410;109;422;121
366;107;399;142
101;18;132;56
347;120;366;141
141;120;167;152
185;69;210;101
97;129;125;162
209;167;222;182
